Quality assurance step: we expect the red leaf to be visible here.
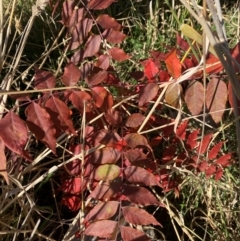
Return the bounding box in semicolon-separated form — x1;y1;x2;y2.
90;179;122;201
84;201;119;224
205;54;223;74
103;29;126;44
230;42;240;71
176;120;188;140
0;111;31;160
95;54;110;70
124;133;152;150
84;220;117;238
164;48;182;79
0;137;9;184
125;113;145;129
45;96;76;135
138;83;159;107
185;81;204;115
124;149;149;163
69;90;93;112
61;62;81;86
165;83;183;109
215;153;232;167
70;18;93;49
86;67;108;86
109;47;131;62
25;102;56;154
94;164;120;181
91;86;113;109
208;142;223;160
176;34;189;51
124;166;160;187
144;59;159;81
61;0;76;26
120;226;150;241
93;129;121;147
198;160;208;172
197;133;213;154
104;109;123;127
84;35;101;58
122;184;159;205
34;68;56;90
96;14;121;30
89;147;121;165
186;129;200;150
122;206;161;226
88;0;115;10
205;164;216;178
62;195;81;211
215;167;223;181
206;78;228;124
59;177;87;194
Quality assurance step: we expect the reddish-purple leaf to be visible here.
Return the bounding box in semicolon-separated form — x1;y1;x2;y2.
185;81;204;115
59;177;86;194
90;179;122;201
104;109;122;127
103;29;126;44
122;206;161;226
61;62;81;86
94;164;120;181
124;133;152;150
228;82;240;114
176;120;188;140
124;149;149;163
89;147;121;165
95;54;110;70
186;129;200;150
138;83;159;107
0;137;9;184
91;86;113;109
70;18;93;49
208;142;223;160
61;0;76;26
84;220;117;238
45;96;76;135
96;14;121;30
122;184;159;205
25;102;56;154
84;35;101;58
86;67;108;86
0;111;31;160
70;48;84;65
206;78;228;124
215;153;232;167
125;113;145;128
124;166;160;186
109;47;131;62
93;129;121;147
69;90;93;112
197;133;213;154
144;59;159;81
34;68;56;90
88;0;115;10
84;201;119;224
165;83;183;109
68;8;85;32
120;226;150;241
